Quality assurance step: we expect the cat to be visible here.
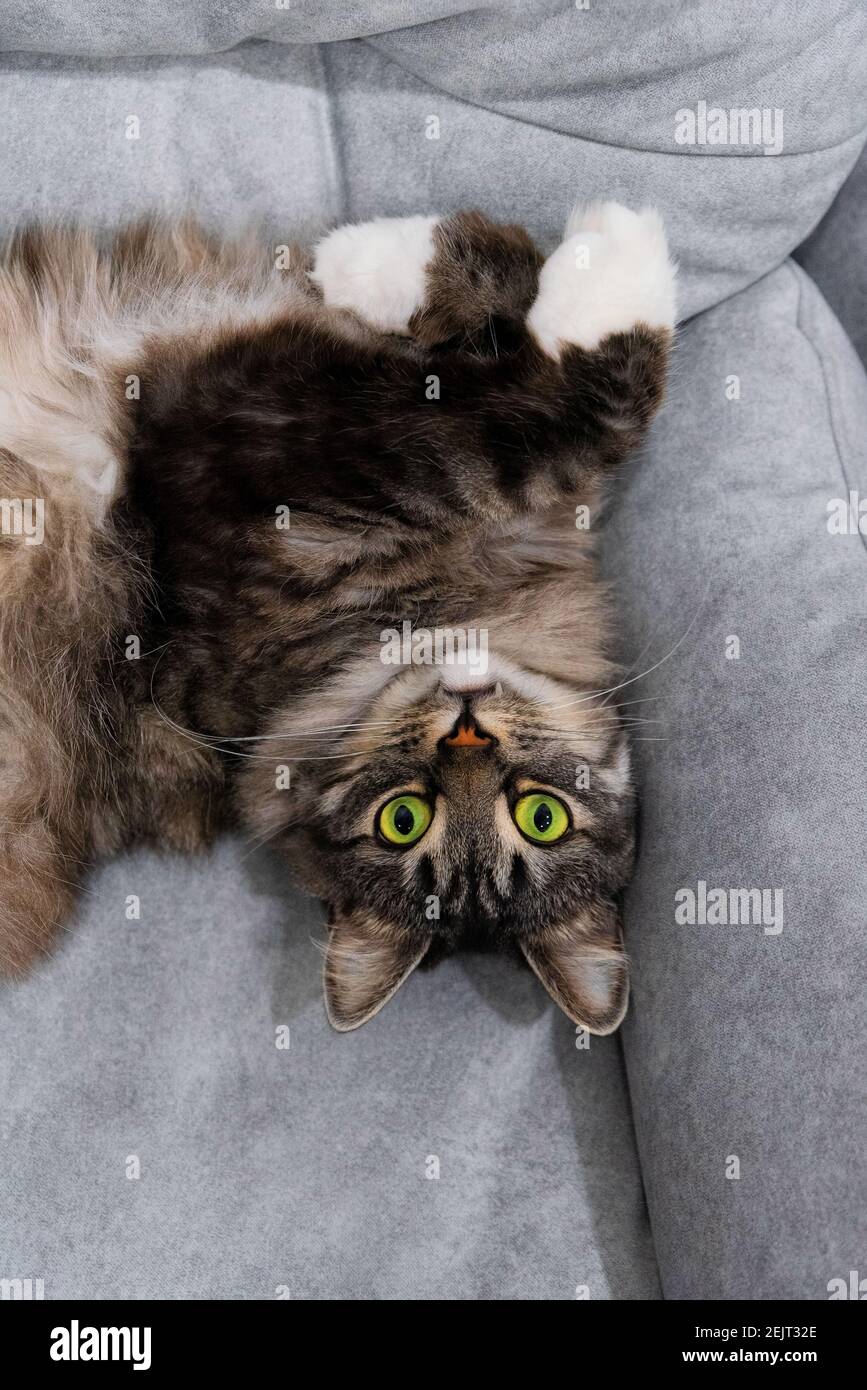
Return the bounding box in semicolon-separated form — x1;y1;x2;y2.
0;201;675;1030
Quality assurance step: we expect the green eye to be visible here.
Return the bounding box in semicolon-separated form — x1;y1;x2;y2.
377;794;433;847
513;792;570;844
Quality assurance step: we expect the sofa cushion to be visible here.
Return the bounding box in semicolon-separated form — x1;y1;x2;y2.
797;143;867;371
0;2;865;318
606;261;867;1299
0;840;659;1299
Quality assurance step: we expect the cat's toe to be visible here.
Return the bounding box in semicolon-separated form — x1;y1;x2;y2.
527;202;677;358
310;214;441;334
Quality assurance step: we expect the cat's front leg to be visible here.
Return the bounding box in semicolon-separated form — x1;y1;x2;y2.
310;214;443;335
311;201;675;357
526;202;676;355
308;203;676;527
311;208;543;347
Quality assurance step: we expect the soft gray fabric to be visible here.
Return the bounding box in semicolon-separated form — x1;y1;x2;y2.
607;262;867;1299
0;840;658;1299
797;143;867;370
1;0;865;1302
0;0;467;54
0;2;865;320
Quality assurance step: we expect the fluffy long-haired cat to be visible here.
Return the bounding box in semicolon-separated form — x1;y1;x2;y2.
0;202;675;1030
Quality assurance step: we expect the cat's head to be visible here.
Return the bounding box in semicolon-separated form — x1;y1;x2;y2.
250;655;635;1032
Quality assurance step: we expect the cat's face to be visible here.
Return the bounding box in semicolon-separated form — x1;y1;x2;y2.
271;657;635;1032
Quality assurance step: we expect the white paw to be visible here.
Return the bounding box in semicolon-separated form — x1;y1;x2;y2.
527;202;676;357
310;214;440;334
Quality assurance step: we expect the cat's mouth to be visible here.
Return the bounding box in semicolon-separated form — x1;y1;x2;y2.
441;682;497;699
275;652;610;768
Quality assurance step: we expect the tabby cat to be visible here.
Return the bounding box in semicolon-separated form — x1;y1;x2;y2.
0;201;675;1030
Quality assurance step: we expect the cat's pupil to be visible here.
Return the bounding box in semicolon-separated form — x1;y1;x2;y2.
533;802;553;833
394;804;415;836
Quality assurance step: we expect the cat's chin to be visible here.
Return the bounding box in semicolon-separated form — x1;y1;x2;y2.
369;652;578;715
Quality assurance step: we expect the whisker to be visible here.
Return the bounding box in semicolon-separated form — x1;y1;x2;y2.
147;645;407;755
222;719;404;742
240;822;291;860
548;588;709;713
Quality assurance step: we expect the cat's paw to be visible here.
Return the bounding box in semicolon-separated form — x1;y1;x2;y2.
527;202;676;357
311;215;441;333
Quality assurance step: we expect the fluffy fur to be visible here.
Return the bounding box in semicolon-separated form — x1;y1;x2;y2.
0;204;675;1029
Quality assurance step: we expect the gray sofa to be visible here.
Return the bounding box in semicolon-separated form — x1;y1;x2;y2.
1;1;865;1300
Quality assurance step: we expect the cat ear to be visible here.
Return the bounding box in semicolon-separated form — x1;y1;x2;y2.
520;903;629;1034
324;909;431;1032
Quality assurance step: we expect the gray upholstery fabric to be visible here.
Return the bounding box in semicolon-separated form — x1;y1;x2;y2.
797;143;867;370
608;262;867;1299
0;0;865;1300
0;2;865;320
0;840;658;1300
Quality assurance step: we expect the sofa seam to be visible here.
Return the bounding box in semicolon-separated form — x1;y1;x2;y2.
785;259;867;562
617;1034;667;1299
313;42;349;225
